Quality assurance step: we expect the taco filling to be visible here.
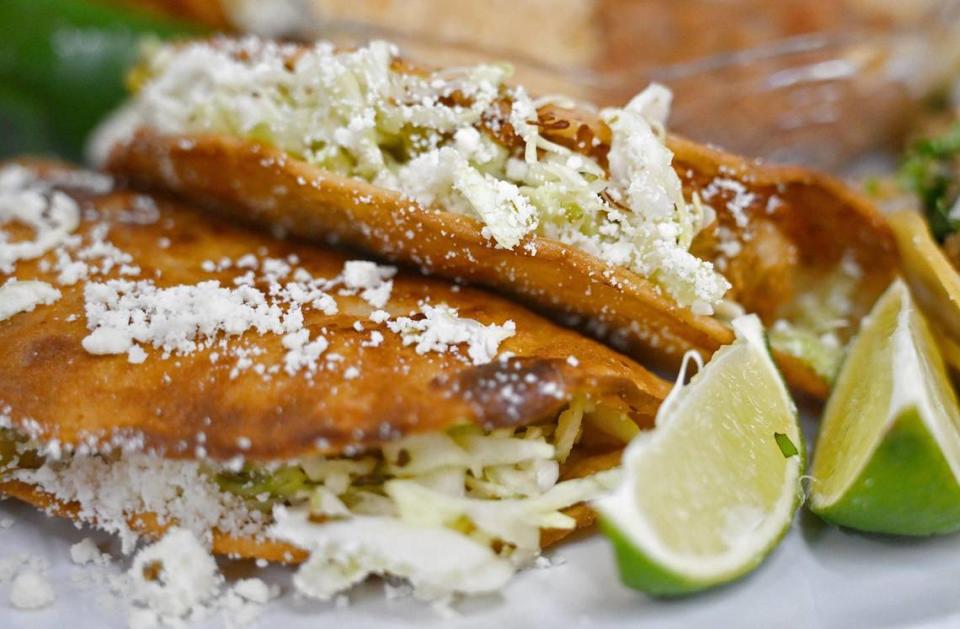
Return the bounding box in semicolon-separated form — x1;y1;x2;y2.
2;400;622;600
104;38;729;314
0;161;668;602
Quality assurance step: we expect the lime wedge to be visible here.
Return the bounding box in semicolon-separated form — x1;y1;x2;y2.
810;279;960;535
888;210;960;347
596;315;802;596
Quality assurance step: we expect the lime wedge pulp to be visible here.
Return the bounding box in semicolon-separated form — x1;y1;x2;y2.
810;279;960;535
596;315;803;596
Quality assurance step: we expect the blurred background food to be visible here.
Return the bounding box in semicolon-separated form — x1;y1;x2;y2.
168;0;960;169
0;0;202;160
2;0;960;171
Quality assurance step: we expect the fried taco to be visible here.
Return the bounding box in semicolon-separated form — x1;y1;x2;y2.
885;122;960;368
99;38;897;398
0;160;671;599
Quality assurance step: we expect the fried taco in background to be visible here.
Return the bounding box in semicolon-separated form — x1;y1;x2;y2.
99;38;897;398
109;0;960;171
885;122;960;368
0;160;671;599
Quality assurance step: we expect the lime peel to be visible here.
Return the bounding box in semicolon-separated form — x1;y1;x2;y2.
810;279;960;535
596;314;802;596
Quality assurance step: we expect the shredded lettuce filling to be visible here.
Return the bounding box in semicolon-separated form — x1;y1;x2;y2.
214;396;628;599
212;396;626;564
767;259;863;383
768;322;844;384
0;397;628;600
111;38;730;313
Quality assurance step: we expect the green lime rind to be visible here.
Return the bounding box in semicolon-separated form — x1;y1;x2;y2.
601;396;805;596
602;437;805;597
812;407;960;536
599;516;706;597
596;316;805;597
601;474;803;598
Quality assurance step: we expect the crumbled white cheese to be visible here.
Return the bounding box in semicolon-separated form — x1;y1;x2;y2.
340;260;396;308
70;538;110;566
221;578;275;629
0;279;61;321
281;328;329;375
78;254;405;373
369;309;390;323
126;345;148;364
81;279;295;360
0;164;81;274
0;165;125;289
10;569;55;610
701;177;755;230
362;330;384;347
342;260;391;290
387;303;515;365
101;38;730;310
51;222;139;287
454;160;538;249
359;280;393;309
128;528;221;623
15;454;264;553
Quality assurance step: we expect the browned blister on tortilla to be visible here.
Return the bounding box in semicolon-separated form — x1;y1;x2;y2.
108;121;896;397
0;161;667;558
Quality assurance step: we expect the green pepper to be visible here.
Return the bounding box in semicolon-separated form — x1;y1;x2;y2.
214;465;311;507
0;0;204;160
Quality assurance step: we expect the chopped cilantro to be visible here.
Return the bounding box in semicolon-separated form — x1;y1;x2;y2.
899;122;960;241
774;432;799;459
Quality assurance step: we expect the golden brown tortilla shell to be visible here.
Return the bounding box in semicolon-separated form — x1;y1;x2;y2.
0;161;649;560
669;135;895;320
107;130;895;397
0;161;669;460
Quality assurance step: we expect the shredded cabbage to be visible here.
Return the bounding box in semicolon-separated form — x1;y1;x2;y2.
214;403;632;569
767;258;862;382
113;38;731;312
0;397;632;602
258;413;625;601
385;470;621;553
769;321;844;384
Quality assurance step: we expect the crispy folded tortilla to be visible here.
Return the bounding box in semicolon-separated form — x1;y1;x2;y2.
102;38;897;398
0;161;669;570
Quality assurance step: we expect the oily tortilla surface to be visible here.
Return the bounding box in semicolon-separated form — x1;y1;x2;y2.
0;161;669;461
108;129;896;397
